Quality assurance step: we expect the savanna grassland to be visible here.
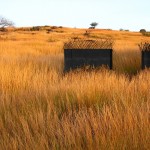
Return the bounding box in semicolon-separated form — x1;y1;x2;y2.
0;27;150;150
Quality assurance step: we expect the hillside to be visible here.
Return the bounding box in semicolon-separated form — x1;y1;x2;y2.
0;26;150;149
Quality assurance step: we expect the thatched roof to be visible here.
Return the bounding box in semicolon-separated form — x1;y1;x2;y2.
64;38;114;49
139;42;150;51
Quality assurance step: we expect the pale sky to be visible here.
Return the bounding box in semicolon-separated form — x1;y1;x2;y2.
0;0;150;31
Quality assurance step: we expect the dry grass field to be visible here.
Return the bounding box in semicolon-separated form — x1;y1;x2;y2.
0;27;150;150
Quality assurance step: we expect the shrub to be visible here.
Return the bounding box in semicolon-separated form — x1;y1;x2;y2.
0;27;7;32
140;29;146;33
46;29;53;34
30;26;40;31
44;25;50;27
142;32;150;37
51;26;58;29
119;29;129;32
88;27;95;29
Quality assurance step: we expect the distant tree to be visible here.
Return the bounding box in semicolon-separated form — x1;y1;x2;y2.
90;22;98;29
0;17;14;32
140;29;146;33
0;17;14;28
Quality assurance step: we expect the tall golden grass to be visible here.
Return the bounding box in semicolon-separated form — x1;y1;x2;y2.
0;29;149;149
